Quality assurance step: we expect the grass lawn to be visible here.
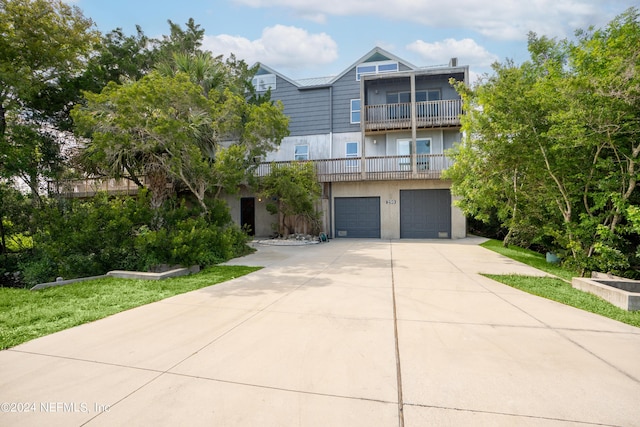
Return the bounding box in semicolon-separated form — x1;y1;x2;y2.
480;239;640;328
0;265;261;350
480;239;576;281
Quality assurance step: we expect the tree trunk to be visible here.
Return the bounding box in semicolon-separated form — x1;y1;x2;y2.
0;102;6;138
0;211;6;255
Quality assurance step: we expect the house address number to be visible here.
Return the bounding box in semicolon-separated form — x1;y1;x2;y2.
385;200;397;205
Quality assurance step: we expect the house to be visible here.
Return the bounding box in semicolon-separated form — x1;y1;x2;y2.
224;47;468;239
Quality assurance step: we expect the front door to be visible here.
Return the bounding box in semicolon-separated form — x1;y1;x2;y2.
240;197;255;236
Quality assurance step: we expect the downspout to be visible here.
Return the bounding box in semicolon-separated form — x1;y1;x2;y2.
329;85;333;158
360;76;366;180
329;85;333;238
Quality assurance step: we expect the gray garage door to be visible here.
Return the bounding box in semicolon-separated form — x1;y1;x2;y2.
334;197;380;238
400;189;451;238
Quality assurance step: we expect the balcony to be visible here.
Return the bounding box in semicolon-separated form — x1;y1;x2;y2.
47;177;150;198
255;154;453;183
363;99;462;132
49;154;452;198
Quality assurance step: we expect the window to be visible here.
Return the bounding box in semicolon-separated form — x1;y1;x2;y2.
397;138;432;171
294;145;309;161
252;74;276;92
416;90;441;118
350;99;361;124
356;61;398;80
346;142;358;167
416;90;441;102
416;138;431;170
386;92;411;120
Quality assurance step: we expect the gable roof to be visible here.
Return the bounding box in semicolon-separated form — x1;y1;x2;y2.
331;46;418;82
253;46;435;89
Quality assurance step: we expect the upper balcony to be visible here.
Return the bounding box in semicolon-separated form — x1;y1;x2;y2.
363;99;463;133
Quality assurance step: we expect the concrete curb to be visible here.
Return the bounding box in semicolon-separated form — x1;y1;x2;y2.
30;266;201;290
107;265;200;281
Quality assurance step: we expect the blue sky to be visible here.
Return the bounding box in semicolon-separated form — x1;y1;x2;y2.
70;0;637;82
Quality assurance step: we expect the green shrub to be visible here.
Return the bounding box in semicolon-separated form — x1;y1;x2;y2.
14;191;251;285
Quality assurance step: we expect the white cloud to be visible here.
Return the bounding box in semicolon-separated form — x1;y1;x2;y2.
203;25;338;69
232;0;626;41
407;38;499;68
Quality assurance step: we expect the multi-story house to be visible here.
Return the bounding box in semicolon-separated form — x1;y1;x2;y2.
225;46;468;239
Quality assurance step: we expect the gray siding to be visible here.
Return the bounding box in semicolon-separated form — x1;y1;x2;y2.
332;67;361;134
270;76;331;137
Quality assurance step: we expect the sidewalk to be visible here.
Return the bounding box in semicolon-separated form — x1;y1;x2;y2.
1;238;639;426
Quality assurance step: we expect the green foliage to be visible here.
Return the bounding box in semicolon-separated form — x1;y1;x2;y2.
16;192;251;286
260;162;322;236
0;0;98;206
0;265;261;349
447;8;640;275
480;239;578;281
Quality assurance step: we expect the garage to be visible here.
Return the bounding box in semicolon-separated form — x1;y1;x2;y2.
334;197;380;238
400;189;451;238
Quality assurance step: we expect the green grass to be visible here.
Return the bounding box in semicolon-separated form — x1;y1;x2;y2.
480;239;640;328
486;274;640;328
0;265;261;350
480;239;577;281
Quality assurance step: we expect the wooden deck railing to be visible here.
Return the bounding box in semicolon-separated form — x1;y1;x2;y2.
50;154;452;197
47;177;148;198
255;154;453;182
364;99;462;131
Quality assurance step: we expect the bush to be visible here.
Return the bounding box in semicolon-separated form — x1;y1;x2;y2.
16;192;252;285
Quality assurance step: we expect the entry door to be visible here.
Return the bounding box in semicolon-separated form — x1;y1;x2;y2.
240;197;255;236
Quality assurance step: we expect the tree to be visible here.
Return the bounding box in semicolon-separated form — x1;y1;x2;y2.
0;0;97;202
446;8;640;275
260;162;322;236
73;18;289;213
72;72;216;210
72;71;288;212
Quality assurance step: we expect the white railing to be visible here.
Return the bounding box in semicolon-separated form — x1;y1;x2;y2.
364;99;462;131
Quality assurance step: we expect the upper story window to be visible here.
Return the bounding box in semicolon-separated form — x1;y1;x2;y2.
387;90;441;104
294;145;309;161
356;61;399;81
416;90;441;102
386;92;411;104
252;73;276;92
350;99;361;124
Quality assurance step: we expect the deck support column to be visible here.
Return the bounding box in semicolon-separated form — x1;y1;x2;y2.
410;74;417;178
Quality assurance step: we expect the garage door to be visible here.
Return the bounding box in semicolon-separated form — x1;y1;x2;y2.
400;189;451;238
334;197;380;238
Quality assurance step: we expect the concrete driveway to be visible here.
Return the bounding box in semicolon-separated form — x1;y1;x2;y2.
1;237;639;426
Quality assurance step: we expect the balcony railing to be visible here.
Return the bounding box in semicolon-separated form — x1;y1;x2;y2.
49;154;452;197
363;99;462;131
255;154;453;183
47;177;148;198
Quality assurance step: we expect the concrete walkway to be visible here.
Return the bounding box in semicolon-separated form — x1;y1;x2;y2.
1;238;639;426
